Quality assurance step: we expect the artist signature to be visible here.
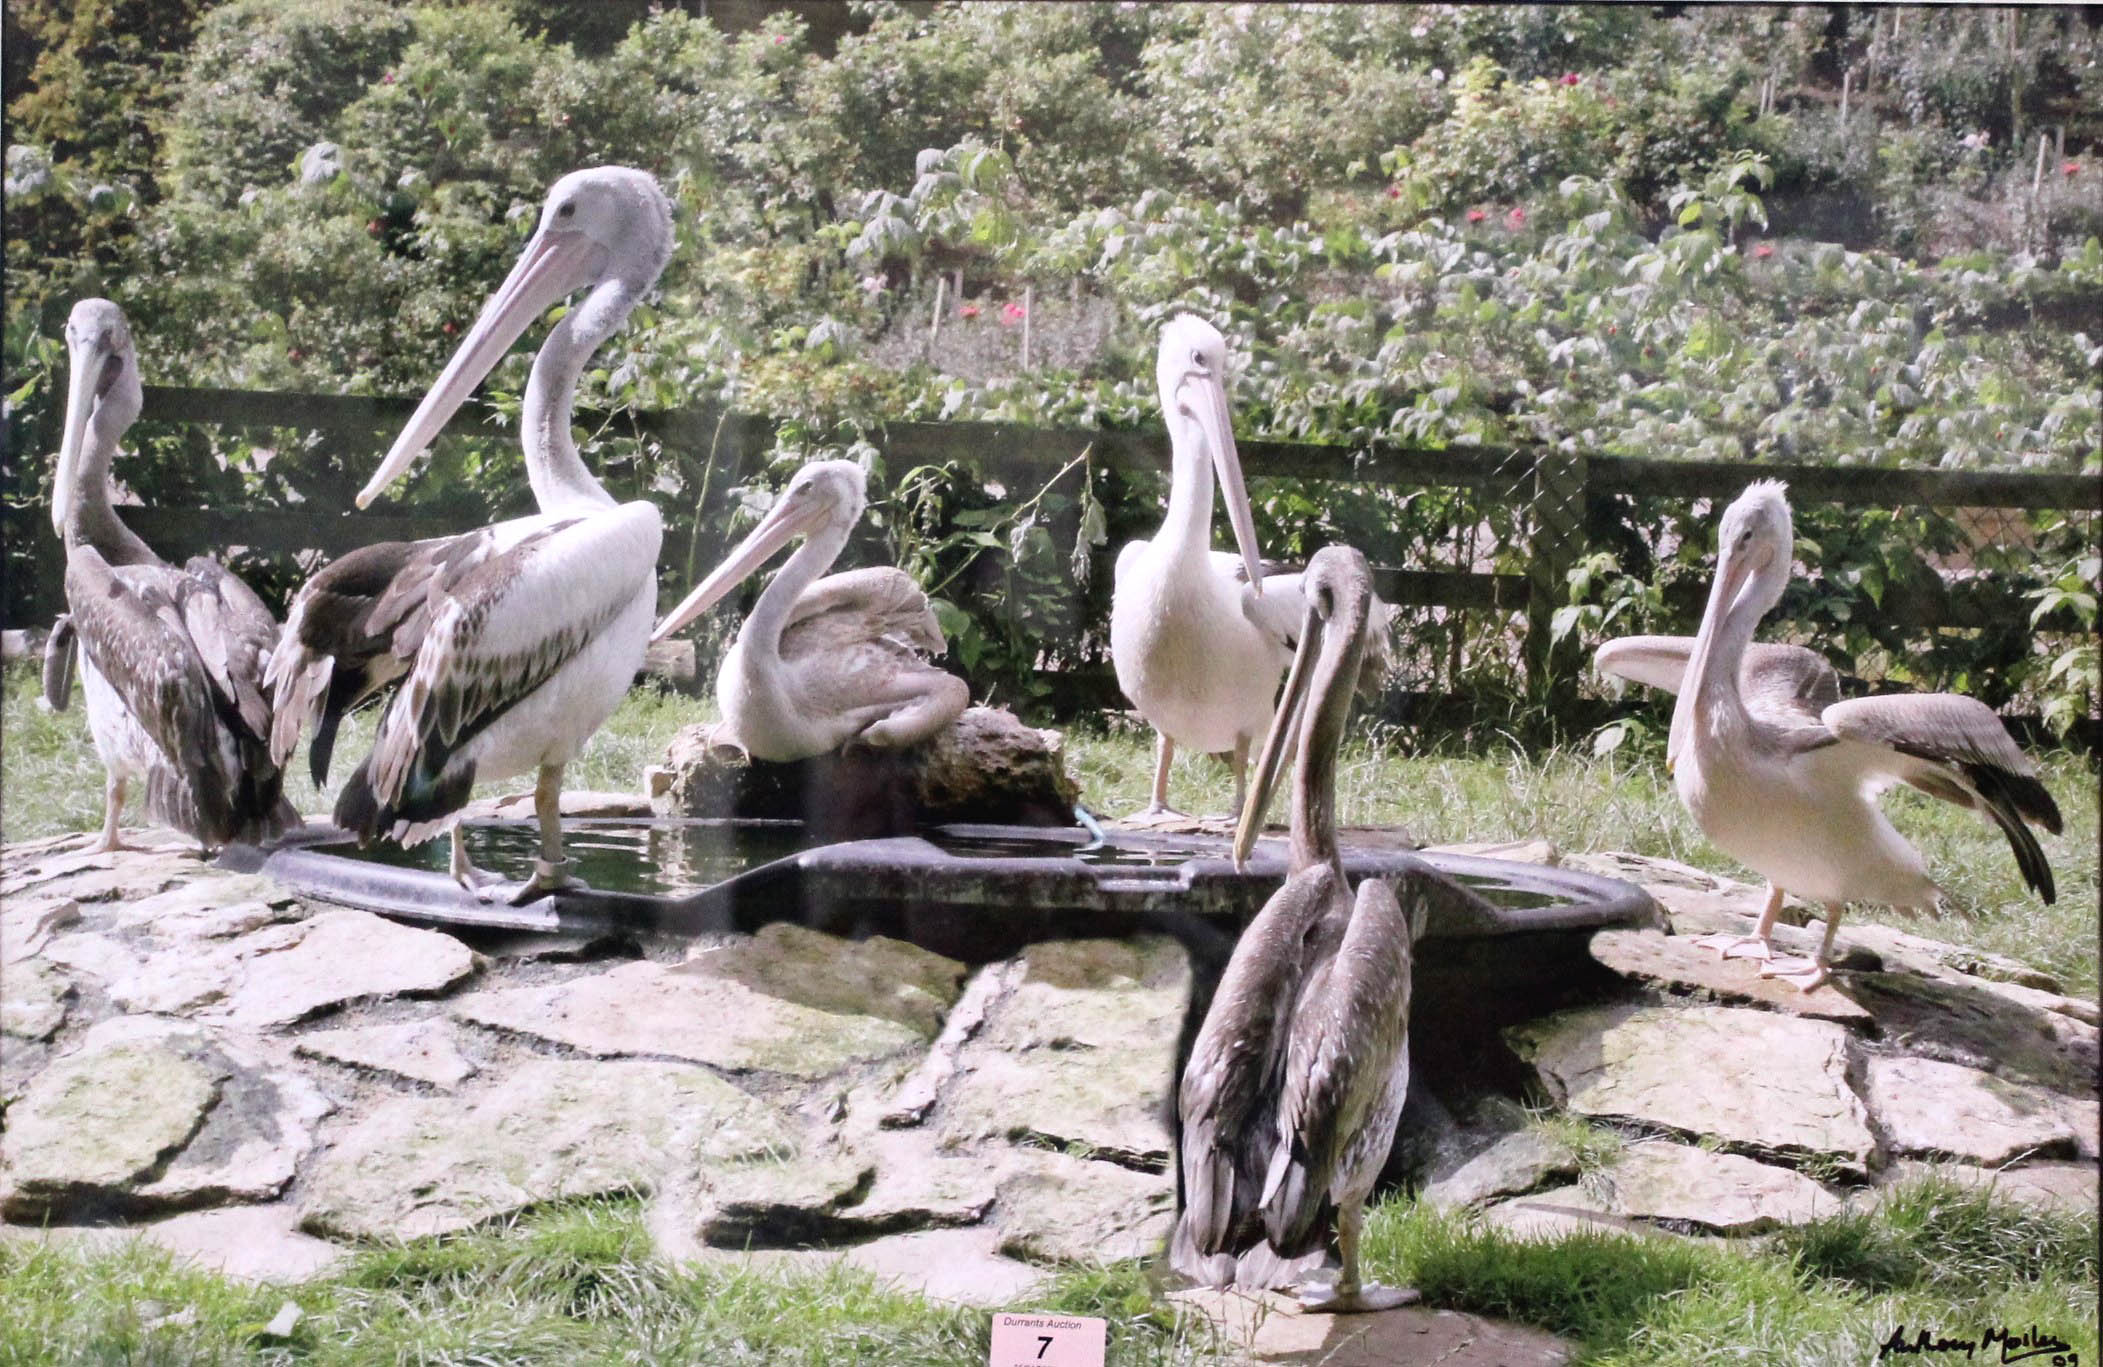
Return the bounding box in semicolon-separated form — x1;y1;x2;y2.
1879;1324;2077;1364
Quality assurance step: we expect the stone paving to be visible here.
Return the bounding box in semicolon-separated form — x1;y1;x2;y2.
2;825;2096;1366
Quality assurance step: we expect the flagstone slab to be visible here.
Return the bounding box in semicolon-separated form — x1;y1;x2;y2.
217;911;480;1028
1589;928;1873;1025
995;1149;1174;1265
1866;1055;2081;1165
294;1019;479;1089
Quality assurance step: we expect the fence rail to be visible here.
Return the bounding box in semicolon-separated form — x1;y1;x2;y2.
6;384;2097;738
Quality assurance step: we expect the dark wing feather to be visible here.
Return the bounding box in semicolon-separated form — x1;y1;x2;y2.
178;556;277;739
1597;635;1840;718
42;615;76;710
779;566;946;661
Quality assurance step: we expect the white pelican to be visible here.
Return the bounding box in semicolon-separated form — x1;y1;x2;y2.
1111;315;1388;821
267;167;670;901
43;298;293;852
1174;545;1421;1314
1597;481;2062;990
650;459;968;761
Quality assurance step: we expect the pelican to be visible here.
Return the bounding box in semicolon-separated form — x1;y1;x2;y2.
1596;481;2062;991
1111;315;1388;822
42;298;293;852
267;167;669;900
650;459;968;761
1173;545;1421;1314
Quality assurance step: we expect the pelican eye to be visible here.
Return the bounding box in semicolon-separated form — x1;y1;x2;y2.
556;201;577;219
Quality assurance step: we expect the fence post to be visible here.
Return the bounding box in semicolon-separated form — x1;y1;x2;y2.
1523;448;1588;719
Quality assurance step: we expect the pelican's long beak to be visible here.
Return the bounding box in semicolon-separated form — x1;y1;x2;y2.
1186;372;1264;594
651;494;823;644
1233;599;1322;867
357;228;609;508
53;331;118;536
1667;543;1762;771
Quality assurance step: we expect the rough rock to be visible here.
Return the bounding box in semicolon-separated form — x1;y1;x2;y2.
2;958;71;1042
1648;896;1881;973
1867;1159;2100;1218
2;1017;328;1220
1422;1128;1578;1211
1;848;195;903
1508;1003;1877;1172
295;1019;479;1088
1425;838;1560;866
1589;928;1874;1025
838;1227;1042;1306
110;875;300;939
301;1059;785;1241
135;1203;344;1283
453;958;924;1078
1482;1189;1671;1242
1;895;80;959
1562;851;1740;896
939;937;1187;1171
218;910;480;1028
1847;971;2098;1096
995;1149;1174;1264
40;930;145;985
1865;1055;2082;1164
2058;1097;2099;1159
658;706;1078;837
682;923;965;1037
1172;1289;1573;1367
696;1150;876;1247
1577;1141;1837;1232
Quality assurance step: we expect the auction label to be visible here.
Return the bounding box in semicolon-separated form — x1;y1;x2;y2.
989;1312;1107;1367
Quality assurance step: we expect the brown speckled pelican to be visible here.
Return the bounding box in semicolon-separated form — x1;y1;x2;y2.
43;298;293;852
1596;481;2061;991
650;459;968;761
266;167;669;901
1173;544;1421;1314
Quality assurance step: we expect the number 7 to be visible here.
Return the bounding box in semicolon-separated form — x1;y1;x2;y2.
1036;1336;1053;1359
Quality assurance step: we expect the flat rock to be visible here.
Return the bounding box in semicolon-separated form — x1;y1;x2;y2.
1422;1128;1578;1211
1482;1188;1673;1242
1846;972;2097;1096
295;1019;479;1088
1425;838;1560;866
1865;1055;2081;1164
681;923;965;1037
2;958;71;1041
695;1149;877;1247
1173;1289;1573;1367
1581;1140;1837;1232
1589;928;1874;1025
133;1203;344;1283
1836;924;2063;994
939;937;1187;1170
301;1059;784;1241
1562;851;1741;896
1508;1003;1877;1172
40;930;145;985
839;1226;1043;1306
1867;1159;2100;1218
1648;898;1881;973
2058;1097;2098;1159
1;895;80;959
110;874;301;939
454;959;923;1078
218;910;479;1028
995;1149;1173;1265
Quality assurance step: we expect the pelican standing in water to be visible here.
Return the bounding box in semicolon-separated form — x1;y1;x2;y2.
1112;315;1388;822
268;168;669;900
650;459;968;761
43;298;294;852
1597;481;2061;990
1174;545;1421;1314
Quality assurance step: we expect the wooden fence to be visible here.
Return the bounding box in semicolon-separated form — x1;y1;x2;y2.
6;384;2097;737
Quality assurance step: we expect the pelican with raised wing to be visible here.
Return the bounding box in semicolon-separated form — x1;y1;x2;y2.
1111;315;1388;822
44;298;294;852
1596;481;2062;991
1174;545;1422;1314
267;167;670;901
651;459;968;761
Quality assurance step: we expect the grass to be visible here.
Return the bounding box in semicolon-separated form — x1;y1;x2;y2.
5;662;2095;991
2;1176;2090;1366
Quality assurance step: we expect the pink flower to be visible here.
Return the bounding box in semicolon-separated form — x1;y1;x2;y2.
2064;160;2082;178
959;303;980;320
381;70;396;85
859;273;886;297
1386;185;1402;199
1001;301;1026;324
1466;208;1487;224
1753;242;1774;259
1561;72;1580;86
772;34;785;44
1505;206;1527;229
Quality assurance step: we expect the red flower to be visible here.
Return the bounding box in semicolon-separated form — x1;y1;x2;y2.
366;219;382;236
1561;72;1580;86
381;70;396;85
1505;206;1527;229
2064;160;2082;178
1386;185;1402;199
959;303;980;319
1753;243;1774;259
1466;207;1487;223
1001;301;1026;324
443;322;457;335
1607;323;1618;335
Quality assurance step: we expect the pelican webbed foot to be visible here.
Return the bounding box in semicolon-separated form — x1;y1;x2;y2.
1121;801;1195;828
1758;954;1831;992
1295;1281;1421;1315
1692;932;1774;962
499;856;586;906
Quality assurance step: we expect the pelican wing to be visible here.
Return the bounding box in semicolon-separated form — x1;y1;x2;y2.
1821;693;2061;901
1597;635;1840;713
42;614;76;710
1231;559;1396;696
268;525;515;783
65;548;245;842
1260;875;1414;1258
1173;864;1340;1282
349;504;659;835
779;566;945;662
177;556;278;740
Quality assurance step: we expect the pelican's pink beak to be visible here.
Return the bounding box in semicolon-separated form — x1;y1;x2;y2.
652;492;826;644
53;330;118;537
1184;371;1264;594
1668;541;1764;771
357;227;609;508
1233;597;1322;867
